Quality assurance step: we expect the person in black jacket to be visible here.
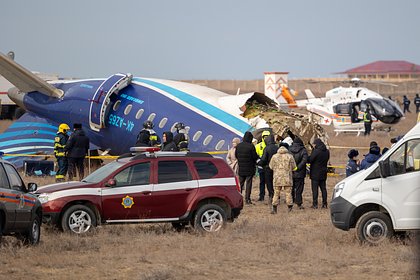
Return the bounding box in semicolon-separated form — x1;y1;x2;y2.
415;94;420;113
161;131;179;151
173;122;189;151
235;131;259;204
289;137;308;209
135;129;150;147
308;138;330;209
65;123;90;181
258;134;278;203
403;95;411;113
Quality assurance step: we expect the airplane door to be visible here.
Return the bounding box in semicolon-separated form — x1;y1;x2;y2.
89;73;132;132
381;139;420;229
101;162;154;221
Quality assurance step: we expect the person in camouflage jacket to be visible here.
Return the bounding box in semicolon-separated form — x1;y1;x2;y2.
269;145;297;214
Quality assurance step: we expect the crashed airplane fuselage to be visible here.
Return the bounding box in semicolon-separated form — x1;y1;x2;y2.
0;52;326;166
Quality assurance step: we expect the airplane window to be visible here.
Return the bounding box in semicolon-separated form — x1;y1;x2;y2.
148;113;156;122
135;109;144;119
170;123;177;133
215;140;225;150
193;131;202;141
159;118;168;128
124;104;132;115
185;126;191;134
203;135;213;146
113;100;121;111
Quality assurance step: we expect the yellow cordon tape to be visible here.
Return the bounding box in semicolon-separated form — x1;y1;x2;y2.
3;150;351;170
329;146;369;150
2;154;119;159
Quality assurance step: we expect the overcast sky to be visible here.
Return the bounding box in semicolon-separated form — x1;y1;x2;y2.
2;0;419;80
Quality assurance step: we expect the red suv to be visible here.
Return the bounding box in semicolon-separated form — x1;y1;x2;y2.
36;150;243;234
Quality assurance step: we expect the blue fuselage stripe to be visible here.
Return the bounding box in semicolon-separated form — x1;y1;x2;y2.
0;138;54;148
133;78;251;134
0;130;56;139
10;122;57;130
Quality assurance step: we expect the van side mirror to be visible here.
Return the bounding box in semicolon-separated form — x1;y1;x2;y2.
27;183;38;192
378;160;389;178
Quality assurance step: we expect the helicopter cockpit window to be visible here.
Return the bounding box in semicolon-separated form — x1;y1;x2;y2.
363;98;403;124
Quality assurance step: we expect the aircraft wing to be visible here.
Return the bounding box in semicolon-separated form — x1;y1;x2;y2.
0;52;63;98
0;112;58;168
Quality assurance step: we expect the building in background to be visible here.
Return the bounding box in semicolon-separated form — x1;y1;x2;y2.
338;61;420;80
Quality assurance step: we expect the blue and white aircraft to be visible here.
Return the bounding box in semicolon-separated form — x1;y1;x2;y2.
0;52;276;167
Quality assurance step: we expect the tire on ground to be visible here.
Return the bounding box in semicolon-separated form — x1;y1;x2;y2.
194;204;227;233
356;211;393;245
20;215;41;245
61;204;97;234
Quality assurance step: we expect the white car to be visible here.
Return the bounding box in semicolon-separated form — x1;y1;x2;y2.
330;122;420;244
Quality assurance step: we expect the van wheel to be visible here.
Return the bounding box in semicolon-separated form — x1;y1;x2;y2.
20;215;41;245
356;211;393;244
194;204;226;232
61;205;97;234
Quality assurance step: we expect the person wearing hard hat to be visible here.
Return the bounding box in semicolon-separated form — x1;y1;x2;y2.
255;130;271;201
173;122;189;151
54;123;70;182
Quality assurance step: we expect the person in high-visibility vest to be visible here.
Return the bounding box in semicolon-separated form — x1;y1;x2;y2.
137;121;161;147
255;130;271;201
54;123;70;182
363;106;372;136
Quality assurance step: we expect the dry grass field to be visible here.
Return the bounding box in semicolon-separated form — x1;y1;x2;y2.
0;114;419;279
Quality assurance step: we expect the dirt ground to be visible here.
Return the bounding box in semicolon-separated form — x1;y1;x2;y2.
0;114;419;279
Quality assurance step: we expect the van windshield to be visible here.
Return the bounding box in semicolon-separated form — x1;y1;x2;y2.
82;161;125;183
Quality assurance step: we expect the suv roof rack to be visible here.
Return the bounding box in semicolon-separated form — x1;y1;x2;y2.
130;151;213;161
124;147;214;161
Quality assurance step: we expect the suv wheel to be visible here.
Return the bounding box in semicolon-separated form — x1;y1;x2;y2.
356;211;393;244
22;216;41;245
194;204;226;232
61;205;97;234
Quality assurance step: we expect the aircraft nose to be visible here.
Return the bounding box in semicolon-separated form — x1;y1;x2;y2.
8;87;27;110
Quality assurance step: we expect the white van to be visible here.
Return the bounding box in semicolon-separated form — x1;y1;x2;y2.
330;122;420;244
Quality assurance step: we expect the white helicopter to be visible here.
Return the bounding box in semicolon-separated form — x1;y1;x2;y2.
290;78;405;135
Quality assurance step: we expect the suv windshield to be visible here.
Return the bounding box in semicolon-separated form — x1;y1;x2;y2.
82;161;125;183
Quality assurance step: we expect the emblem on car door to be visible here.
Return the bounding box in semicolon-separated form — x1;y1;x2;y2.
18;194;24;209
121;195;135;208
